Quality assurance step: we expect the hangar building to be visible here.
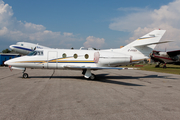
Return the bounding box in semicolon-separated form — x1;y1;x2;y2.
0;53;20;66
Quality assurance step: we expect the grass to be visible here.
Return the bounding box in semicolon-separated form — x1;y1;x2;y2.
132;64;180;75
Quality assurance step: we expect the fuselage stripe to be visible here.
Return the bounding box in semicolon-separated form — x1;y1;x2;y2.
15;61;95;63
137;36;155;40
13;46;33;51
153;55;172;60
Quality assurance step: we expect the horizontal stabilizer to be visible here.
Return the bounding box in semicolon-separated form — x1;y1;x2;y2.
133;40;173;47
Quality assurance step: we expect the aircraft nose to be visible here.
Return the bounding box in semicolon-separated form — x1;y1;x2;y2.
4;60;9;65
4;59;12;66
9;45;14;50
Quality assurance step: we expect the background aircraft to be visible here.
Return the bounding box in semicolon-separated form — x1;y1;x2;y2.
150;50;180;68
5;30;168;79
10;42;50;55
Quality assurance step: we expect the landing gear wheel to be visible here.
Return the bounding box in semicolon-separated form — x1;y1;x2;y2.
163;64;167;69
23;73;28;78
155;65;160;68
89;74;95;80
155;62;161;68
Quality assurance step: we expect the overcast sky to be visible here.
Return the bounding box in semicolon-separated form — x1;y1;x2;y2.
1;0;179;52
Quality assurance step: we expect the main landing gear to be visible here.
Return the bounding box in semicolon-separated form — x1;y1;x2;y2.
155;62;167;68
163;63;167;69
82;69;95;80
22;68;29;78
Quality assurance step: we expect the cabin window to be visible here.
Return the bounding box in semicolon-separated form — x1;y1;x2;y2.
74;54;78;59
85;54;89;59
62;53;66;58
27;51;37;56
21;44;23;46
37;51;43;55
27;51;43;56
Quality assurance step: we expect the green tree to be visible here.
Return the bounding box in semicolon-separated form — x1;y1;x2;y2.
2;49;11;53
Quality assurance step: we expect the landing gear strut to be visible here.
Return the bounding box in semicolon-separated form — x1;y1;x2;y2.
22;68;28;78
163;63;167;69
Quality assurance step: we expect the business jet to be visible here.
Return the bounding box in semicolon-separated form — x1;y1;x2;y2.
150;50;180;68
5;30;168;79
10;42;50;55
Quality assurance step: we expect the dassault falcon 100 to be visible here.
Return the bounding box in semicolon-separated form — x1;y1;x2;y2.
5;30;169;79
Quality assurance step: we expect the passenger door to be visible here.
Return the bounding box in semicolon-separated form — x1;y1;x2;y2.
47;51;58;69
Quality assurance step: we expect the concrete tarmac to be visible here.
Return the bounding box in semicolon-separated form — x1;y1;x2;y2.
0;67;180;120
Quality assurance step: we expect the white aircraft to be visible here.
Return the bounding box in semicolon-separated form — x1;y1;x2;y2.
5;30;168;79
10;42;50;55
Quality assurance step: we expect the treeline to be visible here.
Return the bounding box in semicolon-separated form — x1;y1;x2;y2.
1;49;11;53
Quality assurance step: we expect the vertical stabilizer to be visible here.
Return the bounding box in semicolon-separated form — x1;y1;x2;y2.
115;30;166;61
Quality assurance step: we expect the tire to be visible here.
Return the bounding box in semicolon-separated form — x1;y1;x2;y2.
23;73;28;78
89;74;95;80
163;65;166;69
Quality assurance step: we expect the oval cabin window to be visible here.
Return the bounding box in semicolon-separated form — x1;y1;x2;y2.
62;53;66;58
74;54;78;59
85;54;89;59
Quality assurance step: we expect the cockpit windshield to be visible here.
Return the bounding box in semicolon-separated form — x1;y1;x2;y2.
27;51;43;56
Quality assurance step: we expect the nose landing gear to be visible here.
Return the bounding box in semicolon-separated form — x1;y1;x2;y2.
22;68;29;78
23;73;28;78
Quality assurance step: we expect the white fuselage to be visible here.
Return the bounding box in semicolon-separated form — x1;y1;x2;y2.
5;49;131;69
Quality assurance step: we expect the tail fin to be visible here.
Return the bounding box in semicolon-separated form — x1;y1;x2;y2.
118;30;166;60
131;30;166;49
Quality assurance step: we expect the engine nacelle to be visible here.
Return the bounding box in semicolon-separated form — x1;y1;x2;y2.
97;51;131;67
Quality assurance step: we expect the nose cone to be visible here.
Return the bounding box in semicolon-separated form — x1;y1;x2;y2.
9;45;14;50
4;59;14;66
4;60;9;65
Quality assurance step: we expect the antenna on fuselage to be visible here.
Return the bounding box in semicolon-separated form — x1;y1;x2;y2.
80;47;84;50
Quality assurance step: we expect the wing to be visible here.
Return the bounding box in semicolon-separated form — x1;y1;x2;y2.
63;65;138;70
167;50;180;56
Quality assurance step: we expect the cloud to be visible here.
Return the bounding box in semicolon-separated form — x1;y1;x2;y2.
83;36;105;49
63;32;73;37
0;0;79;49
117;7;148;12
109;7;152;32
109;0;180;50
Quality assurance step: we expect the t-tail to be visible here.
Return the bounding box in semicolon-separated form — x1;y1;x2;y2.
114;30;167;62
